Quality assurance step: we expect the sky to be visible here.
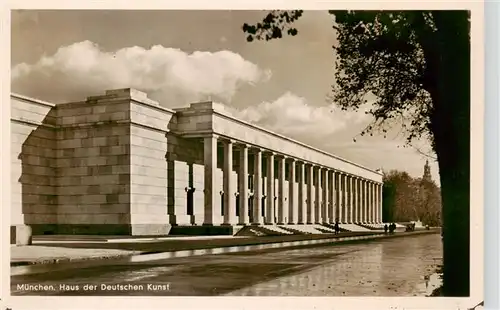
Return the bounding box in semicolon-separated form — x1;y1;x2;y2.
10;10;440;184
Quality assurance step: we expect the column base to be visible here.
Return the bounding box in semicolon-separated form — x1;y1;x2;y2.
237;217;249;226
11;225;32;246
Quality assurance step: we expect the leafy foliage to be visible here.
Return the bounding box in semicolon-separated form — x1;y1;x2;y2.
331;11;437;147
242;10;303;42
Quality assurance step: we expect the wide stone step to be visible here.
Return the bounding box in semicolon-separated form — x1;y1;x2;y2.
286;225;323;234
339;224;372;232
262;225;294;235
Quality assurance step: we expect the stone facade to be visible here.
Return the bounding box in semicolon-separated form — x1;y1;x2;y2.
10;88;384;245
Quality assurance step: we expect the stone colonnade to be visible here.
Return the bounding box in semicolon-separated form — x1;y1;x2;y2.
201;135;383;226
10;88;384;245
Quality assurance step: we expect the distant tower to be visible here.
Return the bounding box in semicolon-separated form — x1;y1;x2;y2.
423;159;432;181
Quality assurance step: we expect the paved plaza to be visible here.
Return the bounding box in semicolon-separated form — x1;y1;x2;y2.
11;233;442;296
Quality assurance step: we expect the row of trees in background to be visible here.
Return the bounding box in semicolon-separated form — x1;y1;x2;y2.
382;170;442;226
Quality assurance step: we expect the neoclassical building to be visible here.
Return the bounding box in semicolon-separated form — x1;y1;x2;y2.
10;88;383;244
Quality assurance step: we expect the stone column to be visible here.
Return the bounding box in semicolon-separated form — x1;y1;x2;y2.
348;175;354;223
359;179;364;223
373;183;378;223
357;178;362;223
238;144;248;225
314;166;321;224
341;173;347;223
363;179;368;223
288;158;296;224
277;156;286;224
345;174;349;223
372;182;376;223
265;152;275;224
203;135;217;225
322;168;329;224
375;183;380;223
222;139;235;225
306;164;313;224
352;177;358;223
297;161;305;224
252;148;263;225
379;183;383;223
351;177;356;223
334;171;342;222
329;170;335;223
368;182;373;223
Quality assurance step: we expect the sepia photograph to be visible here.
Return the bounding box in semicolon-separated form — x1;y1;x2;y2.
6;5;483;308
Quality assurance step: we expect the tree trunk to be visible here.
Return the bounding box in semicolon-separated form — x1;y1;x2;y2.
429;11;470;296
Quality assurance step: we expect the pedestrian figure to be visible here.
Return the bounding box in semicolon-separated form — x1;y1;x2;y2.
334;221;340;234
384;224;388;233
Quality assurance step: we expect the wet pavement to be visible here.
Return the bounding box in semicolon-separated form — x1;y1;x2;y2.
11;233;442;296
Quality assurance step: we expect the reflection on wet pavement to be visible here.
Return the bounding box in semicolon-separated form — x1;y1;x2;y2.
11;233;442;296
224;234;443;296
11;233;386;276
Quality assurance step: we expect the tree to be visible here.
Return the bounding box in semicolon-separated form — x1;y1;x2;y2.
418;177;442;226
382;173;397;223
243;10;470;296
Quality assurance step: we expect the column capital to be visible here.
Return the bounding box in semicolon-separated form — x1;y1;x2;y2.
286;157;296;163
218;137;235;144
203;133;220;139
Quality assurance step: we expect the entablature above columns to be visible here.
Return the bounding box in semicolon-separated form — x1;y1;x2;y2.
193;131;382;182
